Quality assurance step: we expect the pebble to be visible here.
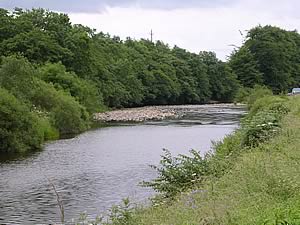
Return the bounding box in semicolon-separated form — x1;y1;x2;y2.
94;106;179;122
93;104;244;123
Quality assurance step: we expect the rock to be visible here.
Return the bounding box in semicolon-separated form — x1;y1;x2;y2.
94;106;179;122
93;104;245;123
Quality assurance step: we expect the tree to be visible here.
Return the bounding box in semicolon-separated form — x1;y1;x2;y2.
238;25;300;93
39;63;104;113
189;56;211;102
0;56;35;101
199;51;239;102
0;87;43;152
229;46;263;88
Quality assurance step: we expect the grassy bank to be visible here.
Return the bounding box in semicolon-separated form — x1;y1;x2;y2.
103;94;300;225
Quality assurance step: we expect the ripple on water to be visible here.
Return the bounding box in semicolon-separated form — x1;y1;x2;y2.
0;105;246;224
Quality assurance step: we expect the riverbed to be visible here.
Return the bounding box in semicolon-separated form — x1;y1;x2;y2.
0;105;245;224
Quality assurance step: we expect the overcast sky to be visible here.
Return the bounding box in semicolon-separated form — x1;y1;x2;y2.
1;0;299;60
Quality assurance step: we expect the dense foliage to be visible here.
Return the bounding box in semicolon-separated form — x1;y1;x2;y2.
0;8;239;108
229;25;300;93
0;87;43;152
0;8;240;152
1;6;300;225
0;8;299;153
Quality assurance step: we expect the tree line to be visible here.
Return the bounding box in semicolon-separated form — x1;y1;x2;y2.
0;8;299;152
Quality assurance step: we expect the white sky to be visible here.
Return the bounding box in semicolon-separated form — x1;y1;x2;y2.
1;0;300;61
68;0;300;61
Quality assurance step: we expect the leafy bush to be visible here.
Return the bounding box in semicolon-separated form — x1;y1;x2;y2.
143;133;245;200
107;198;134;225
241;95;290;147
248;95;289;118
241;110;281;147
234;87;252;103
50;95;90;135
0;88;43;152
142;149;209;198
247;85;273;108
0;55;36;101
30;79;90;136
39;63;105;113
36;116;59;141
30;79;61;110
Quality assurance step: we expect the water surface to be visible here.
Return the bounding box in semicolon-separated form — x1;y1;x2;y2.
0;105;245;224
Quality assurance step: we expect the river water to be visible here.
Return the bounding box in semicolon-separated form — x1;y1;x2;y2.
0;105;245;224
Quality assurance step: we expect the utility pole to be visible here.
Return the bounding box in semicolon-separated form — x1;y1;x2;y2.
150;29;154;42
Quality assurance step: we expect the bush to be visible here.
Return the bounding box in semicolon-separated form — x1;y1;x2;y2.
39;63;104;113
0;57;93;138
247;85;273;108
36;116;59;141
142;149;209;199
30;79;61;110
0;88;43;152
50;95;90;135
241;110;281;147
0;55;36;101
240;95;290;147
30;79;90;136
248;95;289;118
234;87;252;103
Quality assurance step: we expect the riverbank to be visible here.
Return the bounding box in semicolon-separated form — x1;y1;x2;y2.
103;95;300;225
0;104;244;224
94;104;244;122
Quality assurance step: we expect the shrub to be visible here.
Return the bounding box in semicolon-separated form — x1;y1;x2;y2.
241;110;281;147
241;95;290;147
50;95;90;135
142;149;209;199
30;79;90;136
36;116;59;141
0;55;36;101
247;85;273;108
107;198;134;225
39;63;104;113
234;87;251;103
248;95;289;118
0;88;43;152
75;198;134;225
30;79;61;111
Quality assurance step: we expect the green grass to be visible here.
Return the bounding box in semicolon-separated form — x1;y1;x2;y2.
116;96;300;225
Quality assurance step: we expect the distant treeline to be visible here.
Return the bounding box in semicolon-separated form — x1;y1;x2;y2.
0;8;299;152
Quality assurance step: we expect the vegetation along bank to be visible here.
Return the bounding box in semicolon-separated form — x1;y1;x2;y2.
90;89;300;225
0;8;300;154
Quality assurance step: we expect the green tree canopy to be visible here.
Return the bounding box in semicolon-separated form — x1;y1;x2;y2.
229;25;300;93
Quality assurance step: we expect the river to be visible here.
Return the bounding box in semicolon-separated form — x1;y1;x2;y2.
0;105;245;224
